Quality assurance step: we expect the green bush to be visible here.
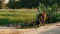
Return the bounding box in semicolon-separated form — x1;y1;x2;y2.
38;3;59;23
0;18;10;25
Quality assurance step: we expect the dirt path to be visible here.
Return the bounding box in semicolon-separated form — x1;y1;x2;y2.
0;22;60;34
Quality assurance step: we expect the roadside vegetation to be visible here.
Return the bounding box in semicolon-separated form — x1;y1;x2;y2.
0;0;60;28
0;9;38;28
0;7;60;28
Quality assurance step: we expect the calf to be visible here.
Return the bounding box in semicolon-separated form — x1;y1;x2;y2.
36;12;47;27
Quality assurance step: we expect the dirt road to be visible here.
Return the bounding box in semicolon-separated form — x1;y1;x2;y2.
38;26;60;34
0;22;60;34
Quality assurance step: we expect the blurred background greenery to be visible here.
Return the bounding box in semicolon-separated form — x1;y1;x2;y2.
0;0;60;28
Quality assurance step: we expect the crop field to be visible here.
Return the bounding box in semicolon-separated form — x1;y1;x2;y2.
0;9;60;26
0;9;38;25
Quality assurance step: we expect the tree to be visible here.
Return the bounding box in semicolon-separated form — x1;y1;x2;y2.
7;0;16;9
7;0;59;9
39;0;57;7
56;0;60;8
7;0;39;9
0;0;6;9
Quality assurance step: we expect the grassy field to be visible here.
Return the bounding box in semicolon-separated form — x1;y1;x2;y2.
0;9;60;26
0;9;38;25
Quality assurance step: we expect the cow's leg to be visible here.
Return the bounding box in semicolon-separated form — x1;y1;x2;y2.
39;16;43;26
39;19;42;26
42;20;46;26
40;21;42;26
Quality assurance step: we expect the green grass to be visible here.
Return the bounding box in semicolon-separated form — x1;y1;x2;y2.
0;9;38;25
0;9;60;26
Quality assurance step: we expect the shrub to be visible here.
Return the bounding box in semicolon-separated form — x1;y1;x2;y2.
37;3;59;23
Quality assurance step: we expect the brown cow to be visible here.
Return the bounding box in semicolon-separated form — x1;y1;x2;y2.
38;12;47;27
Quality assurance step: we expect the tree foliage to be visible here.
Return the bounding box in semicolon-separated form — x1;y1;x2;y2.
7;0;39;9
6;0;60;9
